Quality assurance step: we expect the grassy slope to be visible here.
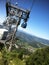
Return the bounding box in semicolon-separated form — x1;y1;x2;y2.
0;46;49;65
0;38;47;65
0;50;26;65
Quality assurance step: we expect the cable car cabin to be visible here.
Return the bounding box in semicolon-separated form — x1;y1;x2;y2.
0;1;31;51
6;2;30;28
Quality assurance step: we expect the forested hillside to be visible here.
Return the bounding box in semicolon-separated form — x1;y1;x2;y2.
0;44;49;65
26;46;49;65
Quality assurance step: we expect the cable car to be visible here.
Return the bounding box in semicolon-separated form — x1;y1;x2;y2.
21;22;27;28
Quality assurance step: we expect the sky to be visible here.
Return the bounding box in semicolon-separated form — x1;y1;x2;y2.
0;0;49;40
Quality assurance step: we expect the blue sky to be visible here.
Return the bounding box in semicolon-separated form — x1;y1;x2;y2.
0;0;49;40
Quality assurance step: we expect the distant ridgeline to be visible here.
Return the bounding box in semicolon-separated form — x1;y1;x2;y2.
16;30;49;46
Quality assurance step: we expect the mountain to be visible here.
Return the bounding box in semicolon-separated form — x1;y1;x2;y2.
16;30;49;48
0;24;49;46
